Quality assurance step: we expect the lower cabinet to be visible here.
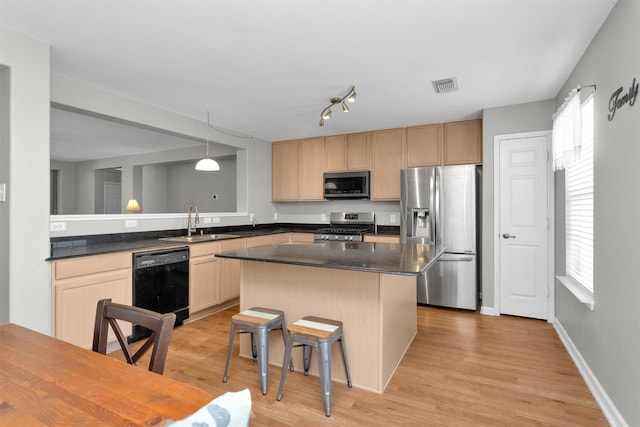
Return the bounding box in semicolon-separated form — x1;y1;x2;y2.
219;238;246;302
365;235;400;243
51;252;132;349
189;242;221;314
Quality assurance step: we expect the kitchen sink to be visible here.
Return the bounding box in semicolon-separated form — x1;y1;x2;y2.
159;234;241;243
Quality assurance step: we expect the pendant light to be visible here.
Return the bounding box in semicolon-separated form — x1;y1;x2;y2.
195;112;221;171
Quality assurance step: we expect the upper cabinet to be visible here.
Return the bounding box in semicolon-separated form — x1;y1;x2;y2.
406;124;442;167
272;137;324;202
271;119;481;202
442;119;482;165
324;132;371;172
371;128;405;200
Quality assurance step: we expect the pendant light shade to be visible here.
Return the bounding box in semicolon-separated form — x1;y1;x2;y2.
195;112;221;172
124;198;142;213
195;152;220;171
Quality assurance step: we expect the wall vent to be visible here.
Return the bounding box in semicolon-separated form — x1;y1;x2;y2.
432;77;459;93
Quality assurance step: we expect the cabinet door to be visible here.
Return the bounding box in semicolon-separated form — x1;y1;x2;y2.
219;238;246;302
371;128;405;200
54;269;132;349
324;134;347;172
289;232;314;243
300;137;325;200
443;119;482;165
190;254;221;313
246;235;275;248
346;132;371;171
406;124;442;167
272;140;300;201
364;235;400;243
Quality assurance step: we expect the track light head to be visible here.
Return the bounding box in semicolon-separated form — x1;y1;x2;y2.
322;108;332;120
346;87;357;103
342;101;349;113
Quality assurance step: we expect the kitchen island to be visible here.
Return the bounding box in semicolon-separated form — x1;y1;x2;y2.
216;241;443;393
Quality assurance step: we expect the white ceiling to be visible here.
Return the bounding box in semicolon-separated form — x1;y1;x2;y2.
0;0;616;148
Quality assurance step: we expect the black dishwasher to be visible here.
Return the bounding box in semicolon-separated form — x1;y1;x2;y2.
131;247;189;343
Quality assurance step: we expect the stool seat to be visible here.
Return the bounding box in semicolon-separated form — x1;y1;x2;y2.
277;316;352;417
222;307;292;395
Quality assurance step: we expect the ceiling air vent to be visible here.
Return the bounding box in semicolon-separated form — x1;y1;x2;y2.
432;77;459;93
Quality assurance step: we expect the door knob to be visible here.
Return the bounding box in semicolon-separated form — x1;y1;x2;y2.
502;233;516;239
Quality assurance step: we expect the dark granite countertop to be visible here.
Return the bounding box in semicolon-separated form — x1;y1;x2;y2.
215;241;443;276
49;224;401;260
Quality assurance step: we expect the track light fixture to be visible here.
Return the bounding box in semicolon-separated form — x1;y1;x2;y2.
319;86;357;126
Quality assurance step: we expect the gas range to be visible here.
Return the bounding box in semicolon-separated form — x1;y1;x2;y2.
313;212;375;242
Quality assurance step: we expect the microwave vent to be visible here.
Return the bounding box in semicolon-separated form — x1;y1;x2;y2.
432;77;459;93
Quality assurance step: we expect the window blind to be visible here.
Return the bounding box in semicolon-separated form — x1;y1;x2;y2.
565;95;594;291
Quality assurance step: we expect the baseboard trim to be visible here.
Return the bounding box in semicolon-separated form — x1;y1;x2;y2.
480;305;499;316
553;318;628;427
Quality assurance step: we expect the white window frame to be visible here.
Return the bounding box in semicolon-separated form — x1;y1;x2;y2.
556;94;594;309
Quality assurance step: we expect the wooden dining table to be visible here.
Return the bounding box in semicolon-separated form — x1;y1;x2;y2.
0;323;216;426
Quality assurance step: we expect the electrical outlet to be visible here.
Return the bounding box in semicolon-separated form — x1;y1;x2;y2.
212;217;221;223
50;222;66;231
204;217;212;224
321;213;327;222
249;213;255;222
274;213;279;220
0;183;5;202
390;214;397;224
125;219;137;228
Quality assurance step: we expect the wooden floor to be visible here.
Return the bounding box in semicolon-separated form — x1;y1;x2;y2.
134;305;607;426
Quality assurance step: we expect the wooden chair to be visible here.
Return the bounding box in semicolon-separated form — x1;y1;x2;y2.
92;298;176;375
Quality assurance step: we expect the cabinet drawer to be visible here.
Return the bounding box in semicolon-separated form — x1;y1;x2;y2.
53;252;131;280
220;238;246;252
246;235;274;248
189;241;221;257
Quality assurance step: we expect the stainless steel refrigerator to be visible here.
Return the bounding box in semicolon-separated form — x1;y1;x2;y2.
400;165;480;310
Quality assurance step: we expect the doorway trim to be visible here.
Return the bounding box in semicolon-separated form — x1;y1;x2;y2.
492;130;555;321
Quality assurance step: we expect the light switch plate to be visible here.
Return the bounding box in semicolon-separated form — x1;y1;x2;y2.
0;183;5;202
390;214;397;224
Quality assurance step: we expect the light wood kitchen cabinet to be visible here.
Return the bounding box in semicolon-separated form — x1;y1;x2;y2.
189;242;221;314
219;238;246;302
272;139;300;201
51;252;132;349
443;119;482;165
272;233;291;244
289;232;315;243
406;124;443;167
370;128;405;200
365;235;400;243
300;137;325;200
324;132;370;172
245;234;275;247
272;137;324;201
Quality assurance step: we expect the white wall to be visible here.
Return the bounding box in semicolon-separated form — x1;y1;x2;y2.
0;28;51;333
50;76;275;236
480;100;556;310
553;0;639;424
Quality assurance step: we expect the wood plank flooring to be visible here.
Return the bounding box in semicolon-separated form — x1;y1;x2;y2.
128;305;607;426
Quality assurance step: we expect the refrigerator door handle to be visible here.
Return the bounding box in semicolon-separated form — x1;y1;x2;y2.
439;255;474;262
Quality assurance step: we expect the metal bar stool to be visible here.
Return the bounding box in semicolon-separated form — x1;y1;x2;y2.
277;316;352;417
222;307;293;395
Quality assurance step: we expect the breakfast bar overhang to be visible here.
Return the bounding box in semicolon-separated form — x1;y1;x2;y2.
216;241;444;394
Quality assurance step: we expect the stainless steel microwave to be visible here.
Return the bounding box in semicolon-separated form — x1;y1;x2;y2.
323;171;370;199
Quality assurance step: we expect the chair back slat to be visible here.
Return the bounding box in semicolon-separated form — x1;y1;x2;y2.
92;298;176;375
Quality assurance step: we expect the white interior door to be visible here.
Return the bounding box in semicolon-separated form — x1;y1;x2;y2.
497;132;552;320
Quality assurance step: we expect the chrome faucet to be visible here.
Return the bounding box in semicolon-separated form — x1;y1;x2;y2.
187;204;199;236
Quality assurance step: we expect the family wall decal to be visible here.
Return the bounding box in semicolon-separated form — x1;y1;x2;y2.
608;77;638;121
